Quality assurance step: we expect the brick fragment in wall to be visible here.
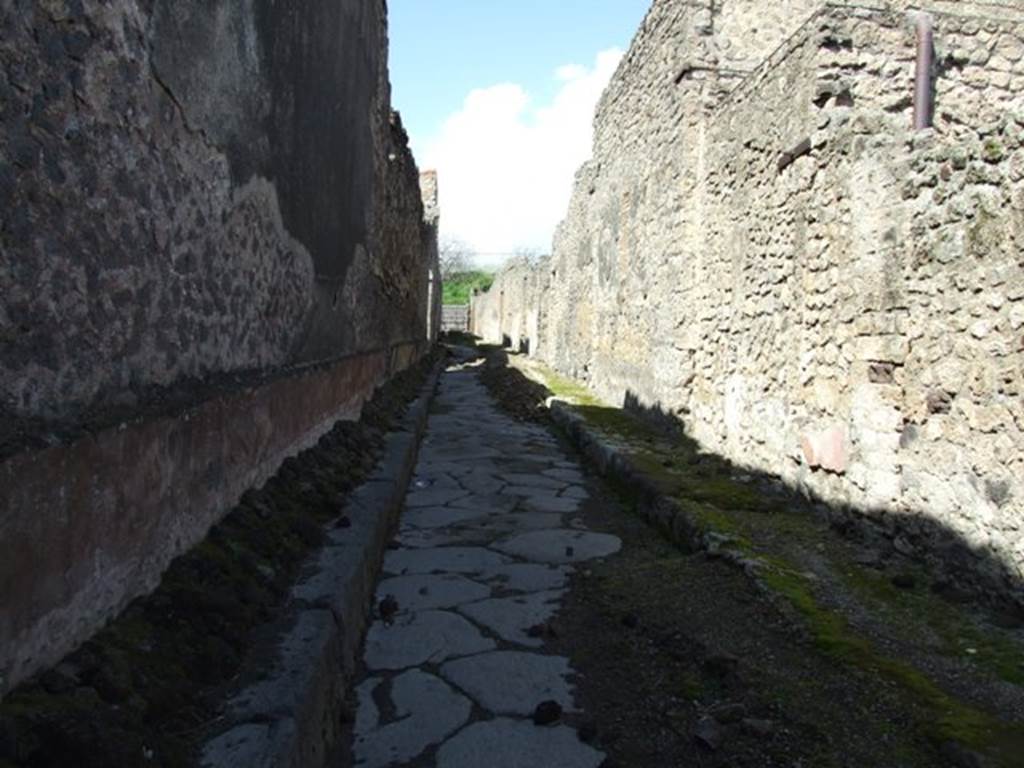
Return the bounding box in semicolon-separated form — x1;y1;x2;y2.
801;426;849;474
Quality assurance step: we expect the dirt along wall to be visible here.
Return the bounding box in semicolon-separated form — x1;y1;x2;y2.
474;0;1024;604
0;0;440;694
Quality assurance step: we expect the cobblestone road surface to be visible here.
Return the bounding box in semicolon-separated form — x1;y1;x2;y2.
346;352;620;767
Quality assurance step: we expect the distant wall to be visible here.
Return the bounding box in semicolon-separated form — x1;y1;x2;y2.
480;0;1024;602
420;169;442;340
471;258;547;354
0;0;438;693
441;305;470;333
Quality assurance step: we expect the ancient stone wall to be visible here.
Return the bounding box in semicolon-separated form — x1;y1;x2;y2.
692;3;1024;597
480;0;1024;601
0;0;438;692
471;257;548;353
420;170;442;340
1;0;437;431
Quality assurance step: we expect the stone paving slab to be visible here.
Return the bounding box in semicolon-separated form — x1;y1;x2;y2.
481;563;571;593
375;574;491;612
401;505;490;529
439;651;576;716
345;357;616;767
447;493;520;513
395;529;471;549
435;719;605;768
500;473;568;490
542;468;586;483
493;529;623;564
501;484;565;499
485;511;566;532
521;495;584;514
202;720;296;768
497;458;561;474
353;671;471;768
562;485;589;499
457;471;507;495
405;487;471;508
383;546;513;576
458;591;563;648
363;610;496;670
410;474;464;491
416;461;478;477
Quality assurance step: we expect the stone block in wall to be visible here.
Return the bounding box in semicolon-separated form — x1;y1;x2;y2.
850;384;904;434
852;335;911;365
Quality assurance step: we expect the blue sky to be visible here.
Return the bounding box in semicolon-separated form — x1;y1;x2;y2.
388;0;651;266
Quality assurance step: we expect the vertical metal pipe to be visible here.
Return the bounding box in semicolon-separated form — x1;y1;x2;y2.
426;268;435;340
913;13;935;130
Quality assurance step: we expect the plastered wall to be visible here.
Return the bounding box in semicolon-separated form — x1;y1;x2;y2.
0;0;439;692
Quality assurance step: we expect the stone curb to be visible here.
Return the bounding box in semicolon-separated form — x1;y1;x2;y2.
547;400;825;641
547;401;760;574
201;360;444;768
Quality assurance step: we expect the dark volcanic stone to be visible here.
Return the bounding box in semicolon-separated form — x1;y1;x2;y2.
940;740;986;768
92;663;132;704
709;702;747;724
577;721;598;744
694;716;724;751
930;579;973;604
39;666;77;694
0;715;17;760
702;652;740;678
741;718;776;738
990;607;1024;630
891;573;917;590
853;549;885;569
532;700;563;726
527;622;558;639
378;595;399;624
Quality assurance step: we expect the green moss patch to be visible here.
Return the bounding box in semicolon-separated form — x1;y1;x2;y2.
762;566;1024;765
841;565;1024;688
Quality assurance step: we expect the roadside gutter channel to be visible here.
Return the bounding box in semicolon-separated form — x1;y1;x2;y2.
201;362;444;768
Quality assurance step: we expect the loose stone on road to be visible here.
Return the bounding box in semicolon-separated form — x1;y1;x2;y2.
348;351;617;767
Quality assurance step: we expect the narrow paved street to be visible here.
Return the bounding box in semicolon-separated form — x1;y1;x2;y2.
346;352;620;767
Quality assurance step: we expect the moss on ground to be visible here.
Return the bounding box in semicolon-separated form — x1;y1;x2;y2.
761;565;1024;764
535;370;605;408
841;564;1024;688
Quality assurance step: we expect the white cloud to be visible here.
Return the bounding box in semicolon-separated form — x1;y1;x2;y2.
421;48;622;269
555;63;587;81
